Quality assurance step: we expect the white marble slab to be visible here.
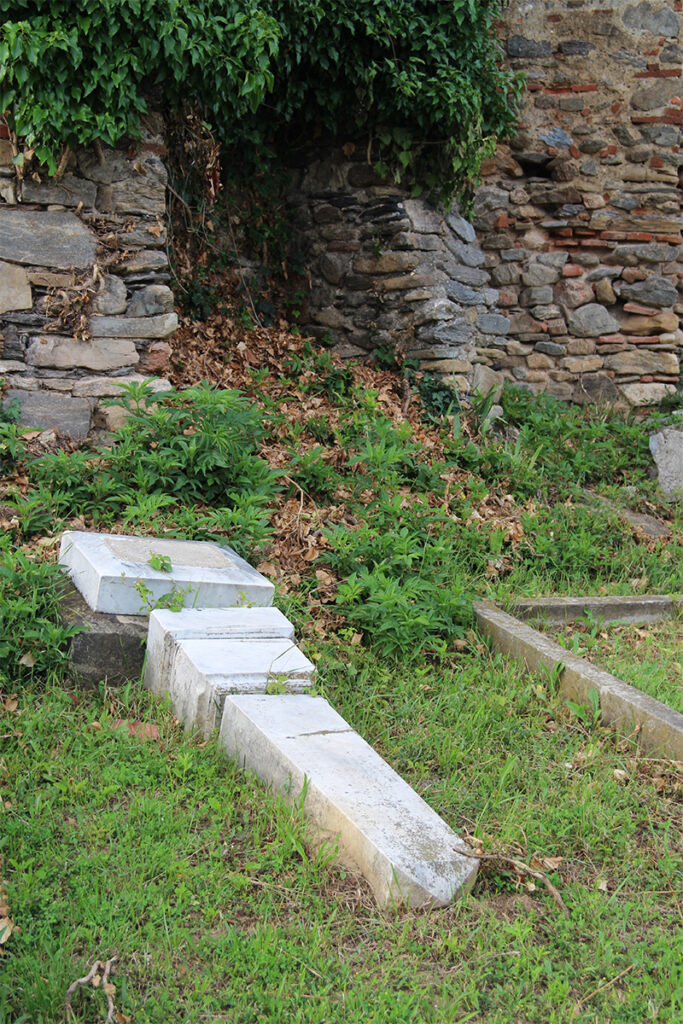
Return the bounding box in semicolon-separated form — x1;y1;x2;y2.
59;531;274;614
219;694;478;908
145;606;295;697
166;638;315;735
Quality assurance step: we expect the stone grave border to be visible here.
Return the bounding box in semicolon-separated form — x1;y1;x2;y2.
475;595;683;761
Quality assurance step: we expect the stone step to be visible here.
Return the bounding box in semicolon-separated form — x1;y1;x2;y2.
166;638;316;735
145;606;295;697
219;694;478;908
59;531;274;614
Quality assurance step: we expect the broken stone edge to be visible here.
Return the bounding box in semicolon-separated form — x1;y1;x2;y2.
475;601;683;761
511;593;681;626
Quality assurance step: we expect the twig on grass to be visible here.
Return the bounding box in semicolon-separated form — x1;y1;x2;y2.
463;849;569;918
573;964;634;1016
65;955;118;1023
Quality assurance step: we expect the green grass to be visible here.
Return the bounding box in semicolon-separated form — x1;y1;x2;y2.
2;656;681;1024
547;616;683;715
2;356;683;1022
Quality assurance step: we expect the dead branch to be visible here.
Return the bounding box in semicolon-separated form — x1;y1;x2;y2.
463;849;569;918
55;145;71;182
65;955;118;1023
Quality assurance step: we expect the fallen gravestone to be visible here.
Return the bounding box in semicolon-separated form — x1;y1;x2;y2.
649;425;683;500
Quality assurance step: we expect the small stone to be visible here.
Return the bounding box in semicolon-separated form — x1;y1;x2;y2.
623;383;677;407
567;339;596;356
319;254;345;285
594;279;617;305
471;364;503;396
620;277;678;309
446;211;476;243
527;352;553;369
89;313;178;338
139;341;172;374
26;335;139;371
604;350;679;375
560;355;604;373
568;304;620;338
649;427;683;498
478;313;510;336
0;210;96;269
92;275;128;315
0;261;32;314
507;35;552;57
21;174;97;209
620;311;678;335
445;281;480;305
354;253;420;274
3;389;91;438
623;3;680;38
557;280;595;310
522;264;560;287
126;285;174;317
520;286;553;306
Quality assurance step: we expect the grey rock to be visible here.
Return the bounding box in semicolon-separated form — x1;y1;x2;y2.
77;146;134;183
581;160;599;176
523;263;560;286
3;388;91;438
620;277;678;308
110;157;167;216
474;187;509;214
444;239;485;267
507;35;552;57
92;275;127;315
446;212;476;243
631;80;681;112
89;313;177;338
649;427;683;499
568;304;620;338
412;298;460;326
446;281;480;305
61;585;147;687
478;313;510;336
319;254;345;285
539;127;573;149
126;285;174;317
623;3;680;39
0;210;96;269
21;174;97;209
0;260;32;313
492;264;520;286
418;321;475;347
119;250;169;275
612;243;679;265
449;265;489;287
520;286;554;306
535;340;566;356
558;40;594;55
26;335;139;371
660;43;683;62
121;222;168;249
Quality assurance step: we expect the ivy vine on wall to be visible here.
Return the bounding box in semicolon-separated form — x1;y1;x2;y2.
0;0;523;205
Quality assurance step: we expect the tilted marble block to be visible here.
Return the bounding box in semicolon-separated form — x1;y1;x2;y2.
58;531;274;614
167;637;315;735
219;694;478;908
145;606;296;697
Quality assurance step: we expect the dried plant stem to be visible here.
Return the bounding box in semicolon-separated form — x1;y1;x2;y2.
464;850;569;918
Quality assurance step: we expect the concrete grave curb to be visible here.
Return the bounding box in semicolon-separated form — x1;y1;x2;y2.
475;600;683;760
220;694;479;909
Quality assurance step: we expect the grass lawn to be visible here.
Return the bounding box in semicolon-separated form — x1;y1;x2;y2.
546;616;683;715
2;649;681;1024
2;327;683;1022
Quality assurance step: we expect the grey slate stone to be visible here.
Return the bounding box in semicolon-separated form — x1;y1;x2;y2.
507;35;552;57
61;584;147;687
126;285;175;317
21;174;97;209
92;275;128;315
649;427;683;499
478;313;510;336
4;389;91;438
568;304;620;338
620;277;678;309
446;212;476;243
0;260;32;313
0;210;96;269
623;2;680;38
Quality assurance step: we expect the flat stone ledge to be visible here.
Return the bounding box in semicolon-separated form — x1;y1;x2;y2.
166;638;316;736
145;606;296;699
511;594;680;626
59;531;275;614
475;601;683;760
219;694;478;908
60;584;146;687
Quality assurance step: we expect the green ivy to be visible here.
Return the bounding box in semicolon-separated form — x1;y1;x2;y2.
0;0;522;202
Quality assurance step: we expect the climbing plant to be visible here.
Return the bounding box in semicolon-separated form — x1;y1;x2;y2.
0;0;522;203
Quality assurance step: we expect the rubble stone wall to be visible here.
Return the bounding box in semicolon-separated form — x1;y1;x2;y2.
297;0;682;407
0;116;174;438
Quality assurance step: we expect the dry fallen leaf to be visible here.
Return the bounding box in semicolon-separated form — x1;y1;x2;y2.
18;653;36;668
0;917;13;944
597;879;609;892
